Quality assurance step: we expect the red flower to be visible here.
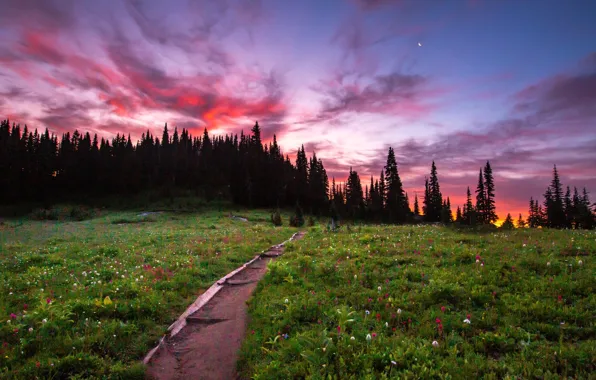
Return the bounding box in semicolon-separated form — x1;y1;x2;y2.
337;326;341;334
466;313;471;320
475;255;481;261
46;298;52;304
435;318;441;324
23;304;28;310
36;362;40;368
440;306;446;313
372;333;377;338
10;313;16;320
376;313;381;321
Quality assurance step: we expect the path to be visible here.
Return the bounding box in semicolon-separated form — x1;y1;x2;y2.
145;231;305;380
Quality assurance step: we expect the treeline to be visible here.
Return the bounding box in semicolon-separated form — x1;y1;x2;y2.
526;166;594;229
0;119;330;212
0;119;594;228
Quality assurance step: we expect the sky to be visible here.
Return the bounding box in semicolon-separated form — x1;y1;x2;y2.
1;0;595;221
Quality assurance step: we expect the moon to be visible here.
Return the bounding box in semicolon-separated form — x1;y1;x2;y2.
418;42;423;47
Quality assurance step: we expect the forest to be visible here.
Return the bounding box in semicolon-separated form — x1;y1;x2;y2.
0;119;594;228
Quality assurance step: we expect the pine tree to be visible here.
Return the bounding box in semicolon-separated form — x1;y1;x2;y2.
517;213;526;228
384;147;408;223
501;213;515;229
475;168;486;224
345;167;365;219
426;161;442;222
483;161;498;224
545;165;565;228
564;186;573;228
455;206;463;223
462;187;475;225
414;194;420;216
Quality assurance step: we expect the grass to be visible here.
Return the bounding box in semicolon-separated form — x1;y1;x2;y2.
0;207;296;379
238;225;595;379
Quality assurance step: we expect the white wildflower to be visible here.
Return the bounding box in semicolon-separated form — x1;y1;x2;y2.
432;340;439;347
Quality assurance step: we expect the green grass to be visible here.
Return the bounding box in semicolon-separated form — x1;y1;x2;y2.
0;208;296;379
239;225;595;379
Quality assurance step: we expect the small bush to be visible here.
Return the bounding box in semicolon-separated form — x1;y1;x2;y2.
289;204;304;227
271;209;283;226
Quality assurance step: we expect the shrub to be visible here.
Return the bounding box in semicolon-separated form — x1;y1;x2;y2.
271;209;283;226
289;204;305;227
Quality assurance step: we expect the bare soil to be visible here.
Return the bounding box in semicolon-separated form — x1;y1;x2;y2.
145;232;304;380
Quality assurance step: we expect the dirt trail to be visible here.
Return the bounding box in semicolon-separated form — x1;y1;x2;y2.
146;232;305;380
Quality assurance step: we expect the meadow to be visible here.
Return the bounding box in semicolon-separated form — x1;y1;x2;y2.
0;206;295;379
239;225;595;379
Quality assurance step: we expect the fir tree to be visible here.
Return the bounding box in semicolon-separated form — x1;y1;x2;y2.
414;194;420;216
462;187;475;225
483;161;498;224
475;168;486;224
517;213;526;228
384;147;408;223
455;206;463;223
501;213;515;229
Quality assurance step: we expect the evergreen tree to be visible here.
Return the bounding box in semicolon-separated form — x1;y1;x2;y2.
384;147;408;223
413;194;420;216
455;206;463;223
564;186;573;228
475;168;486;224
483;161;498;224
345;168;365;219
501;213;515;229
517;213;526;228
425;161;443;222
545;165;565;228
462;187;476;225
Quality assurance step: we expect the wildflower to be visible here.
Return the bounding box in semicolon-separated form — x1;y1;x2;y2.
366;334;372;342
337;326;341;334
46;298;52;304
475;259;480;263
378;286;382;292
440;306;446;313
365;310;370;315
463;318;471;324
578;260;583;265
435;318;441;324
284;299;289;304
283;333;289;339
547;261;551;266
385;322;389;328
23;304;28;310
397;308;402;314
28;327;33;332
42;319;47;324
10;313;16;320
36;362;40;368
481;262;485;267
466;313;471;320
350;336;355;340
372;332;377;338
391;360;397;365
432;340;439;347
